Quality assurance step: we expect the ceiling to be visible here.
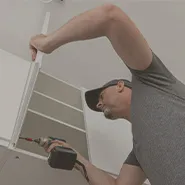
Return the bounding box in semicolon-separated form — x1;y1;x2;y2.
1;0;185;90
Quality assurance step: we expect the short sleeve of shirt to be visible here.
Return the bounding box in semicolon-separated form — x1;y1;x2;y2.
124;149;141;167
128;51;176;89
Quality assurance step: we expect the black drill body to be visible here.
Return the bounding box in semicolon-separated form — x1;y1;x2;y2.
19;136;89;181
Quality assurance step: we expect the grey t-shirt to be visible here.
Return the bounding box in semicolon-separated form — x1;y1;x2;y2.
124;51;185;185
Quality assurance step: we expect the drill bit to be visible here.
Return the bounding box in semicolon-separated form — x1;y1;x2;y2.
19;136;50;147
19;137;34;142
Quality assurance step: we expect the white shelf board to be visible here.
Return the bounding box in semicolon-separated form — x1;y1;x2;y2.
28;109;85;133
34;72;83;110
0;137;10;148
34;90;83;112
28;92;85;130
12;148;47;161
40;70;81;91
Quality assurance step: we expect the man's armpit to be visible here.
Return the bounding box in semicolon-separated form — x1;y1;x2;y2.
124;149;141;167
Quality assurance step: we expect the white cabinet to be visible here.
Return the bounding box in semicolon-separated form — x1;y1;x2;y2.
0;49;33;146
0;12;90;185
0;12;51;149
0;11;89;158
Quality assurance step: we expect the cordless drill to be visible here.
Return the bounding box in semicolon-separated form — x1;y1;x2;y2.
19;136;89;181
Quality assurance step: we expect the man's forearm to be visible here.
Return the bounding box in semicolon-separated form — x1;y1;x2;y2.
75;155;116;185
44;4;114;53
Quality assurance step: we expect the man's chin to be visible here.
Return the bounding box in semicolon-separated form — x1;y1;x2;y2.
104;113;117;120
103;109;117;120
108;117;117;120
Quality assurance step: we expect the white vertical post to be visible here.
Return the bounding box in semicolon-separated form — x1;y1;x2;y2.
35;12;50;68
9;12;51;149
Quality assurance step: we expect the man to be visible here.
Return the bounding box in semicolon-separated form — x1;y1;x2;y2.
29;4;185;185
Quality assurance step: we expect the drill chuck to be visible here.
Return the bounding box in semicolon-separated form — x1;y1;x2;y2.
34;137;50;147
34;137;66;147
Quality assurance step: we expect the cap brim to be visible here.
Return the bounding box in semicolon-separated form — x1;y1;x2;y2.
85;87;105;112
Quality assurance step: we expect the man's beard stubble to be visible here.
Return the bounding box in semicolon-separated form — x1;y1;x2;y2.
103;108;116;120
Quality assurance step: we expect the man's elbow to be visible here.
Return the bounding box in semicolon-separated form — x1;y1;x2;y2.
101;3;120;19
100;4;123;33
101;3;117;13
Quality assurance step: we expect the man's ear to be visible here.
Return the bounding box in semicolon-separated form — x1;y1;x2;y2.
116;81;124;92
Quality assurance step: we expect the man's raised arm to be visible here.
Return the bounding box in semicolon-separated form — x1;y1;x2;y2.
30;4;152;70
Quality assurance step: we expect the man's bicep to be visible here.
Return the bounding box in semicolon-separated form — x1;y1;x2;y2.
115;149;146;185
106;5;152;71
116;164;146;185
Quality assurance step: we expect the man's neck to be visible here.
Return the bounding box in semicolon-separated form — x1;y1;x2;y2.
123;107;131;121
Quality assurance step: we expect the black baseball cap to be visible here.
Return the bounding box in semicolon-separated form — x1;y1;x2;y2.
85;79;132;112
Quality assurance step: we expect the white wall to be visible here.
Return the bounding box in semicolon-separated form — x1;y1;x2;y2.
0;0;46;61
2;1;185;91
41;1;185;90
0;49;31;145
